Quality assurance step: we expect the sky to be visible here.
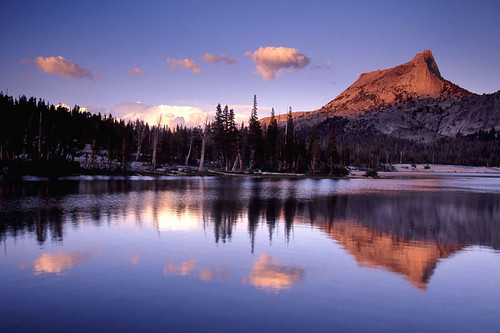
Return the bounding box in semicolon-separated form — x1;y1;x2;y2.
1;0;500;127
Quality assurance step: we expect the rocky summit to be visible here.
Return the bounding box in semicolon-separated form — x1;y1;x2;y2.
267;50;500;142
317;49;473;117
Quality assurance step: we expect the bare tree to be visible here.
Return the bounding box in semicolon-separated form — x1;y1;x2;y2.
199;118;210;172
151;115;162;171
185;129;195;166
134;120;146;161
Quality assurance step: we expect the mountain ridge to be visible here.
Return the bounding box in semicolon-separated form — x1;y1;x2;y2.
262;50;499;141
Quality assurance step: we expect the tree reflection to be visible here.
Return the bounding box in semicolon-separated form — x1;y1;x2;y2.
1;178;499;268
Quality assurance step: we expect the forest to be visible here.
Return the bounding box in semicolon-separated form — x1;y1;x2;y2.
0;92;499;177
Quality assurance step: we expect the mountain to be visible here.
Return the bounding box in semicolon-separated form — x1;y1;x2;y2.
318;49;473;117
265;50;500;142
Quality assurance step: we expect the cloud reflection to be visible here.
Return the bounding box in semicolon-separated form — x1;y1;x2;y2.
126;252;142;265
243;255;305;294
33;250;90;275
163;260;197;276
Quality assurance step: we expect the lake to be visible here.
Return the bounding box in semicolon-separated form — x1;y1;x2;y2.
1;174;499;332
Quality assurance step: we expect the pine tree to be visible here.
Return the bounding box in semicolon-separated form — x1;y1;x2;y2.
308;127;319;174
248;95;264;170
284;107;295;171
265;107;278;170
327;124;339;174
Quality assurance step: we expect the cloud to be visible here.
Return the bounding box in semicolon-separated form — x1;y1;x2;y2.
166;57;201;73
34;56;93;79
245;46;310;81
202;53;237;65
109;102;209;128
311;61;332;70
128;67;144;77
92;102;272;129
20;58;32;64
97;72;104;81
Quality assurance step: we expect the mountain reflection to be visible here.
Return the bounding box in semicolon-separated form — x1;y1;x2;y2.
323;222;460;289
1;177;500;289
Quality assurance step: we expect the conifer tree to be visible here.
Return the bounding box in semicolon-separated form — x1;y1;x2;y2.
308;127;319;174
266;107;278;170
327;124;339;174
284;107;295;171
248;95;264;170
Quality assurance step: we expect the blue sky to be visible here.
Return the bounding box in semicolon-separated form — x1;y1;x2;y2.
1;0;499;126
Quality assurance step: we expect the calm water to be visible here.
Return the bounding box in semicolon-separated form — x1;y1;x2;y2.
0;175;499;332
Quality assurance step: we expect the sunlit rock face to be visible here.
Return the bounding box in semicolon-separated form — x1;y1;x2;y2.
319;50;473;117
33;251;90;275
322;222;460;290
242;255;305;293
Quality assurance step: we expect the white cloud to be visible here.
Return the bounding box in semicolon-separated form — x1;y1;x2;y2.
245;46;310;81
202;53;237;65
34;56;93;79
109;102;209;128
166;57;201;73
99;102;272;128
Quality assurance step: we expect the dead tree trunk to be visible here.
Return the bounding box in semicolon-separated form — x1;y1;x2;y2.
151;116;162;171
185;133;193;166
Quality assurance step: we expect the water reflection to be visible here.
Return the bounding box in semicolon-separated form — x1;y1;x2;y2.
32;250;90;275
242;254;305;294
1;176;499;290
126;252;142;265
163;260;197;276
322;222;461;289
162;259;232;283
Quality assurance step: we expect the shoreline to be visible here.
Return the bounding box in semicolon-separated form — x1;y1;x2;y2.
1;163;500;182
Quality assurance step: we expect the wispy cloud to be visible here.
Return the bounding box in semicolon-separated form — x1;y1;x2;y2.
202;53;237;65
128;67;144;77
245;46;310;81
34;56;93;79
166;57;201;73
97;72;104;81
311;61;332;70
20;58;32;64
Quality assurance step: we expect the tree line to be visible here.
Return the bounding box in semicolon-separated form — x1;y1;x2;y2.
0;92;498;176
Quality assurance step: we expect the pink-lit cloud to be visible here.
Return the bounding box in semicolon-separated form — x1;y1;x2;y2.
245;46;310;81
128;67;144;77
20;58;32;64
202;53;237;65
34;56;93;79
166;57;201;73
97;72;104;81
